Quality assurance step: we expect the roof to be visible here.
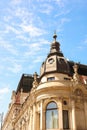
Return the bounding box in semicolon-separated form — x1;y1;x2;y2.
16;74;34;93
40;34;87;78
68;61;87;76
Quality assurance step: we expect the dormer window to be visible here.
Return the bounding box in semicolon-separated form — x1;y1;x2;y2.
47;77;55;81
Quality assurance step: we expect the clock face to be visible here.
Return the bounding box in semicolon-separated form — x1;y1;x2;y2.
48;58;54;64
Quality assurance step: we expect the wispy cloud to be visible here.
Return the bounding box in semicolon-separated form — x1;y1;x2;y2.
55;9;71;17
77;36;87;51
23;38;49;58
33;56;45;63
10;0;22;5
55;0;68;8
39;3;53;14
24;43;43;57
3;15;12;22
5;24;21;35
84;39;87;45
20;24;46;37
60;17;70;25
0;87;10;95
0;0;86;115
8;63;22;73
0;38;18;55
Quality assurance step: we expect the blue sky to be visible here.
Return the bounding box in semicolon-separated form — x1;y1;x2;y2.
0;0;87;116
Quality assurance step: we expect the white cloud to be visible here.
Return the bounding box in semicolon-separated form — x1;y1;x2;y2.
8;63;22;73
77;46;83;50
23;38;49;57
38;38;50;45
10;0;22;5
16;34;30;41
0;39;18;55
39;3;53;14
3;15;12;22
60;18;70;25
5;25;21;35
77;37;87;51
55;0;68;8
33;56;45;63
20;24;46;37
0;65;4;73
55;9;71;17
0;87;10;95
84;39;87;45
24;43;42;57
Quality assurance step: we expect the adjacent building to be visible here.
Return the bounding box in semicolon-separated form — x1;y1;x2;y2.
2;34;87;130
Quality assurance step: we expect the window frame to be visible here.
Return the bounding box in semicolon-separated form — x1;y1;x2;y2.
46;101;58;130
63;110;69;129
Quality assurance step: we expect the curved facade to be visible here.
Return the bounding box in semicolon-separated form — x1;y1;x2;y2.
2;34;87;130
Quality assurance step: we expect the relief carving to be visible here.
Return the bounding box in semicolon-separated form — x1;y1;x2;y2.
74;88;83;96
72;64;80;85
32;72;39;89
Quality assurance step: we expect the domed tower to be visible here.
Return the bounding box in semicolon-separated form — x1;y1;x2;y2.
2;33;87;130
40;33;71;83
36;34;87;130
36;34;73;130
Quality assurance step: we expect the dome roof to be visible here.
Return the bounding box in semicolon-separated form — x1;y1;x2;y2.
48;33;63;57
51;33;60;52
40;34;70;78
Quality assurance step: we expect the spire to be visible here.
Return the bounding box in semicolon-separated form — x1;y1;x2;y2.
47;32;64;57
53;31;57;42
50;32;60;53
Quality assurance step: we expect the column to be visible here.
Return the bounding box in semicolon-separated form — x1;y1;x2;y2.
40;100;45;130
33;104;36;130
36;108;40;130
71;100;76;130
29;108;33;130
84;100;87;129
59;99;63;130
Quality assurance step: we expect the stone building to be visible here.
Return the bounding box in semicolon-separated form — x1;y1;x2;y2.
2;34;87;130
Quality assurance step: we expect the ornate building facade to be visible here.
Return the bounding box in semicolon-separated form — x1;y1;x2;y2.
2;34;87;130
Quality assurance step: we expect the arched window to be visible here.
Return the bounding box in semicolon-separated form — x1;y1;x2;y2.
46;101;58;129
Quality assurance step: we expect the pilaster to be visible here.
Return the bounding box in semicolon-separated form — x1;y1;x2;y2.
33;104;36;130
71;100;76;130
59;98;63;130
40;100;45;130
84;100;87;129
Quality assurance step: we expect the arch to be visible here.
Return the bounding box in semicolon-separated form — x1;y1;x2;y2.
46;101;58;129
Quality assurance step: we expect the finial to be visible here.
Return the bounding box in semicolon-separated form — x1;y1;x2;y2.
53;30;57;41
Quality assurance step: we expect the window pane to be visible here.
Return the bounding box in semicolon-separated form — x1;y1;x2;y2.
47;77;55;81
46;102;58;129
63;110;69;129
47;102;57;109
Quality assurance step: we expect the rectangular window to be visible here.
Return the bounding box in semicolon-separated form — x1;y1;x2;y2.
63;110;69;129
47;77;55;81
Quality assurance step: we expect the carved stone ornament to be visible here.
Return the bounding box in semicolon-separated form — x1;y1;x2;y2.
11;91;16;104
33;72;38;88
72;64;80;84
74;88;83;96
